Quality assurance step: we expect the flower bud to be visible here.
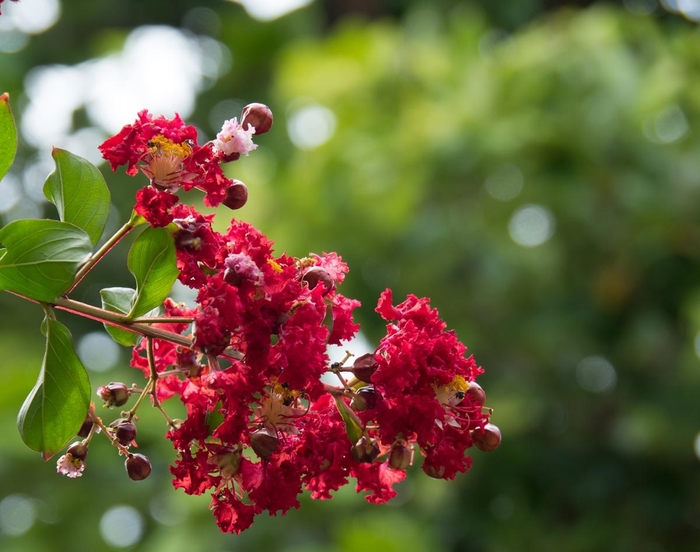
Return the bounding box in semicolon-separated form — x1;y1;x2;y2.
77;415;94;438
388;444;412;470
241;103;273;135
110;418;137;446
301;267;334;295
222;180;248;210
351;353;378;383
125;453;152;481
210;448;241;478
423;463;446;479
250;427;278;460
473;423;502;452
97;382;130;408
350;436;379;463
66;441;89;462
466;381;486;407
350;386;377;411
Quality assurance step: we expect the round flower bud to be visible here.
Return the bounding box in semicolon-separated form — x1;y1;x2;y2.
473;423;502;452
222;180;248;210
210;448;241;478
97;382;130;408
466;381;486;407
350;386;377;412
241;103;273;135
250;427;278;460
301;267;334;295
350;436;380;463
110;418;137;446
125;453;152;481
351;353;378;383
66;441;89;462
388;444;412;470
423;463;446;479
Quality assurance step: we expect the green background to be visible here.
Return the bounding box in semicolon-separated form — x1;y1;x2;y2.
2;1;700;550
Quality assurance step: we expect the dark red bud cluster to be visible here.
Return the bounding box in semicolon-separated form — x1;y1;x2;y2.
97;382;130;408
77;415;94;438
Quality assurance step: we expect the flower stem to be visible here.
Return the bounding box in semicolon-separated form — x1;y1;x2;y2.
68;219;137;293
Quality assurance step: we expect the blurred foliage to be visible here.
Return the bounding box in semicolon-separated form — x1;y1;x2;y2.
2;1;700;551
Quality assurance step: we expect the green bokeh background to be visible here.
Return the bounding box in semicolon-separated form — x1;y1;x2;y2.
2;1;700;550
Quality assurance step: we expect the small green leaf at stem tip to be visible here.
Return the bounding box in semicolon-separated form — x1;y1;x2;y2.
333;396;364;444
44;148;111;247
100;287;161;346
0;219;92;302
0;92;18;183
17;317;91;460
126;227;179;319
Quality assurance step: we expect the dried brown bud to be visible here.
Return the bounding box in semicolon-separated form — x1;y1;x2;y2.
388;444;412;470
222;180;249;210
350;386;377;412
473;423;502;452
97;382;130;408
110;418;137;446
210;447;241;478
125;453;152;481
241;103;273;135
301;267;334;295
351;353;378;383
250;427;278;460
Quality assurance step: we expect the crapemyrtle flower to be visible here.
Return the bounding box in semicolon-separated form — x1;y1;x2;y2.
212;118;258;161
99;110;235;207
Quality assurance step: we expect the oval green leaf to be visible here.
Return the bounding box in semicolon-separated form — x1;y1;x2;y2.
0;219;92;302
17;317;91;460
0;93;18;183
126;227;178;319
44;148;111;247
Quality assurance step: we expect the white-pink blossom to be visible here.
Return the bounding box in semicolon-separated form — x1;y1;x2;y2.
213;118;258;157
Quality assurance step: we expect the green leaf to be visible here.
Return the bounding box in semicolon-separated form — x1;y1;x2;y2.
44;148;111;247
17;317;91;460
126;227;178;319
0;220;92;302
333;396;364;444
100;287;140;346
0;93;17;183
100;287;161;346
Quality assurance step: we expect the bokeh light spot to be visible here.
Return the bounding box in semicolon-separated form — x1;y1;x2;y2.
508;204;555;247
77;331;120;372
227;0;313;21
576;356;617;393
485;163;524;201
99;505;144;548
287;104;336;150
0;494;37;536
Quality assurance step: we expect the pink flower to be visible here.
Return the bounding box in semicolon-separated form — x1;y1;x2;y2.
213;118;258;161
56;453;85;478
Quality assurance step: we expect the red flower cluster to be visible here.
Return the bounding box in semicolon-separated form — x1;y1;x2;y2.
99;108;500;534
